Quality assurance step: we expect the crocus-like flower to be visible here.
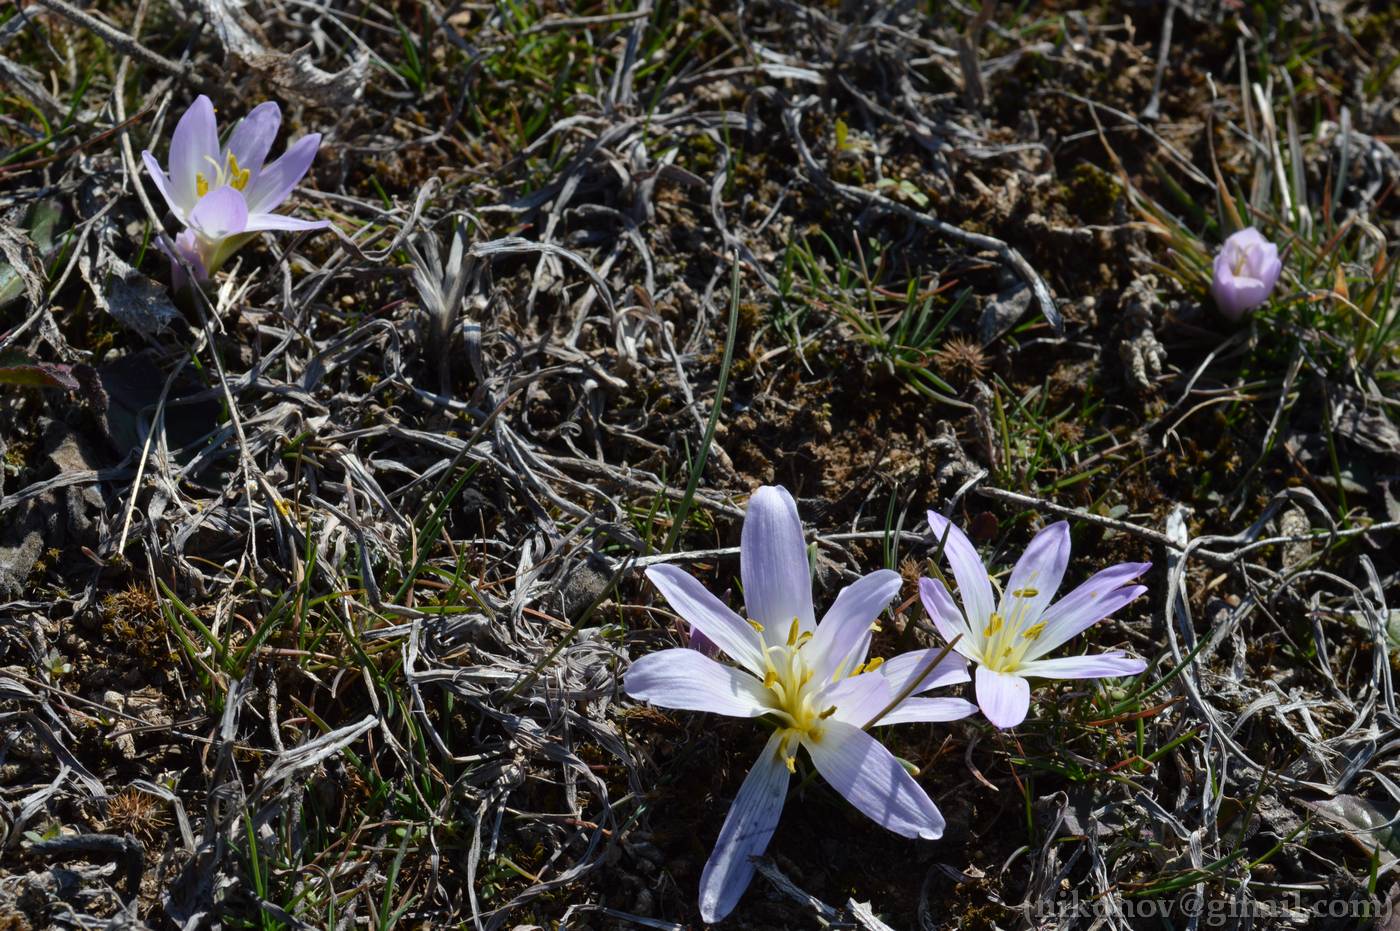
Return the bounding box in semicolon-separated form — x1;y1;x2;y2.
922;513;1149;730
141;95;329;283
627;486;975;922
1211;227;1282;320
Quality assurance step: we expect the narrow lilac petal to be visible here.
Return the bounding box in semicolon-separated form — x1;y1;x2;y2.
874;696;980;726
1017;651;1147;681
802;720;944;839
926;511;995;630
918;576;975;655
623;649;769;718
1023;583;1146;663
1029;563;1149;660
645;564;765;675
820;671;893;727
241;213;331;233
225;101;281;176
975;666;1031;729
809;569;901;679
156;229;207;290
169;95;219;212
188;187;249;240
688;627;719;658
879;648;970;695
140;151;183;219
998;522;1070;633
698;732;789;923
740;485;815;643
245;133;321;214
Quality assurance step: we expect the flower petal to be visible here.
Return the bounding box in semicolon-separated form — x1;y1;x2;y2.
245;133;321;214
808;569;901;679
169;95;219;213
998;521;1070;634
803;720;944;839
623;648;769;718
879;647;970;696
188;186;249;241
926;511;995;631
874;696;979;726
645;564;765;675
741;485;815;643
698;732;789;923
225;101;281;177
975;666;1031;729
1027;562;1149;661
241;212;331;233
1017;651;1147;681
140;151;182;219
918;576;976;657
820;671;893;727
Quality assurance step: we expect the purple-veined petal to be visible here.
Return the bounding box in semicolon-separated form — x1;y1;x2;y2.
879;647;970;696
225;101;281;177
820;671;893;727
623;648;769;718
169;95;219;213
998;521;1070;634
698;732;789;923
688;626;719;658
741;485;815;643
188;187;249;241
919;576;976;656
245;133;321;214
873;696;980;726
975;666;1031;729
802;720;944;839
241;212;331;233
809;569;901;679
926;511;995;631
1017;651;1147;681
1028;562;1149;660
645;564;765;675
140;151;183;219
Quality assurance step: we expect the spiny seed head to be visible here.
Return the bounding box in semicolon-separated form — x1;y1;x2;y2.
105;788;167;841
932;335;989;385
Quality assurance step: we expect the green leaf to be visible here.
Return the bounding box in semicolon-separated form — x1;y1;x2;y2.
0;353;78;390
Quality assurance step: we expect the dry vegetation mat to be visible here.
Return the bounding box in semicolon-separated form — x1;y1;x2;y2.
1;0;1399;928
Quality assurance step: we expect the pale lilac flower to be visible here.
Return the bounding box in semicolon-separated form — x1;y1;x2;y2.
922;513;1150;730
1211;227;1282;320
141;95;329;282
627;486;975;922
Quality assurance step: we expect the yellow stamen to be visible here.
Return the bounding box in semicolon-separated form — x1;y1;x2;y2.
1012;587;1039;598
196;173;209;198
1002;647;1013;657
784;754;796;773
869;622;883;633
1022;622;1046;640
863;656;884;672
818;705;837;719
983;612;1003;638
786;617;800;647
226;152;250;191
747;619;764;633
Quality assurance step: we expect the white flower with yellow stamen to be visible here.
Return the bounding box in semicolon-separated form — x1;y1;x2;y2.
626;486;975;923
922;512;1150;729
141;95;329;285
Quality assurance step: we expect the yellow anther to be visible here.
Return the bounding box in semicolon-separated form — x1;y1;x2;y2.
1022;622;1046;640
819;705;837;719
1002;647;1013;657
863;656;884;672
784;754;797;773
1012;587;1039;598
869;622;883;633
786;617;800;647
196;173;210;198
796;631;813;646
983;612;1004;638
763;670;778;689
226;152;250;190
799;668;813;687
747;619;765;633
